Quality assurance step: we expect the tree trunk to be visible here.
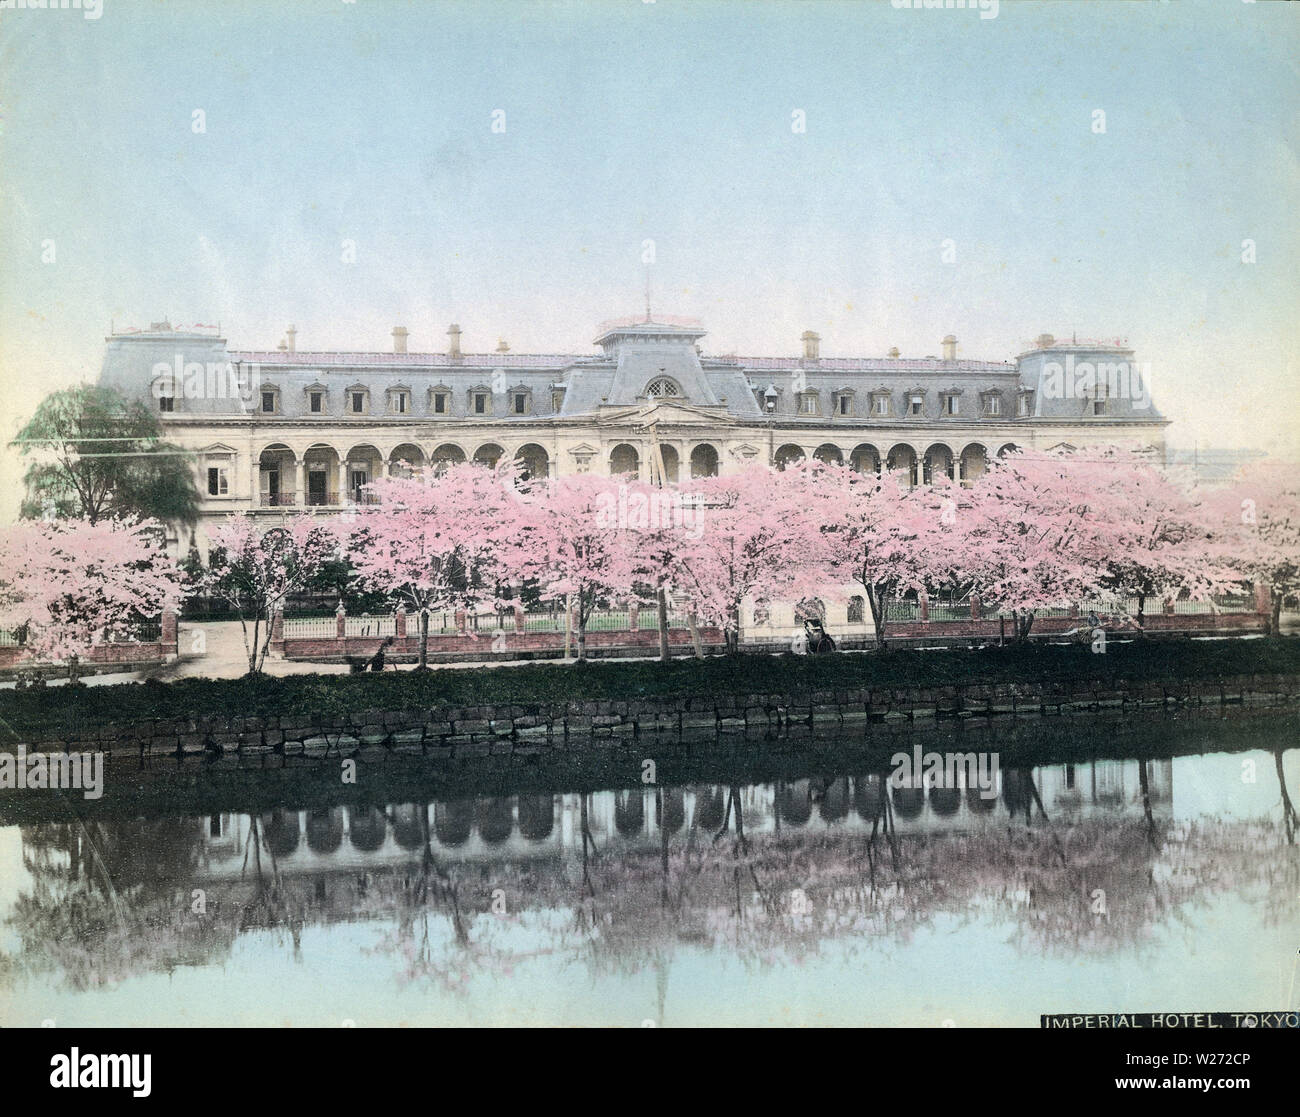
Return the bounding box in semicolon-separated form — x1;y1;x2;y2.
658;788;669;907
686;608;703;659
575;620;587;661
67;654;80;686
726;602;741;655
249;614;263;673
1138;760;1157;848
418;608;429;670
1136;591;1146;631
1275;748;1297;844
256;608;274;671
865;587;886;650
1017;610;1035;641
1270;594;1282;638
657;586;670;662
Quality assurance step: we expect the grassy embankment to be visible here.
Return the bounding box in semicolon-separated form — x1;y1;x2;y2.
2;638;1299;742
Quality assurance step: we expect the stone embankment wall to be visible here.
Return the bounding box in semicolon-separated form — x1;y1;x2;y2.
13;672;1300;757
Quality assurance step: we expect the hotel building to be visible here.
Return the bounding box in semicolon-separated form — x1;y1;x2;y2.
97;314;1168;555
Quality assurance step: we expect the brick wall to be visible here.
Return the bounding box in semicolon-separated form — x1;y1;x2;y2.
0;616;177;674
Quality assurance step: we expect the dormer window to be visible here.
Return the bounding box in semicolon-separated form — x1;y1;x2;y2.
387;387;411;415
429;386;451;415
510;387;533;415
798;390;820;416
645;377;681;399
754;383;781;412
869;390;891;417
347;387;369;415
1092;383;1109;416
981;391;1002;417
908;392;925;417
1016;390;1033;418
833;390;854;417
303;383;329;414
940;391;961;417
158;392;175;413
470;387;492;415
260;386;281;414
551;386;566;412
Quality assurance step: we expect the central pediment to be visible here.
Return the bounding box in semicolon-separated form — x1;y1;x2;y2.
596;399;734;426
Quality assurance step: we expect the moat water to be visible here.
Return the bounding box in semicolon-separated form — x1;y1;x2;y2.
1;710;1296;1027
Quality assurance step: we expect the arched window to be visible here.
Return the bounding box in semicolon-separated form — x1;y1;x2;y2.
645;377;680;399
609;443;640;477
689;443;718;478
847;595;865;624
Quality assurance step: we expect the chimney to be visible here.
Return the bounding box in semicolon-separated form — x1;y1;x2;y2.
1035;333;1056;350
496;338;510;353
447;323;462;360
941;334;957;361
801;330;821;361
285;325;297;353
392;326;408;355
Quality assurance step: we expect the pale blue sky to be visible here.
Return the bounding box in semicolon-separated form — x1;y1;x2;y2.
1;0;1297;504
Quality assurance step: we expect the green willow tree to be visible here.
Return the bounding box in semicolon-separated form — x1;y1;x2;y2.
13;385;200;528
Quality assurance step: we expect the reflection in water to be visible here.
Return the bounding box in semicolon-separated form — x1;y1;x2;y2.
692;786;726;831
517;796;554;843
348;807;388;853
854;775;884;821
657;788;685;834
777;780;812;826
434;801;473;847
1;745;1296;1024
307;809;343;855
892;785;925;819
476;799;514;846
390;805;425;852
614;790;643;837
261;809;299;859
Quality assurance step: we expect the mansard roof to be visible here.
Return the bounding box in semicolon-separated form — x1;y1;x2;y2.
99;316;1165;424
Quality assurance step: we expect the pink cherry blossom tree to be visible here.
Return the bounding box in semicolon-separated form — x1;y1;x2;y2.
205;513;339;674
503;472;639;661
815;463;952;649
671;464;837;654
1086;449;1239;628
0;517;184;683
612;477;712;660
957;449;1119;641
343;463;519;669
1209;459;1300;635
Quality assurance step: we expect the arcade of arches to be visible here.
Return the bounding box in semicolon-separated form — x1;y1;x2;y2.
253;438;1019;508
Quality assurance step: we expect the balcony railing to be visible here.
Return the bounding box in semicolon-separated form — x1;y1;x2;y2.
256;490;387;508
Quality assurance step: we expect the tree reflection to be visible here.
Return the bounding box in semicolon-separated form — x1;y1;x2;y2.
3;749;1296;1005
